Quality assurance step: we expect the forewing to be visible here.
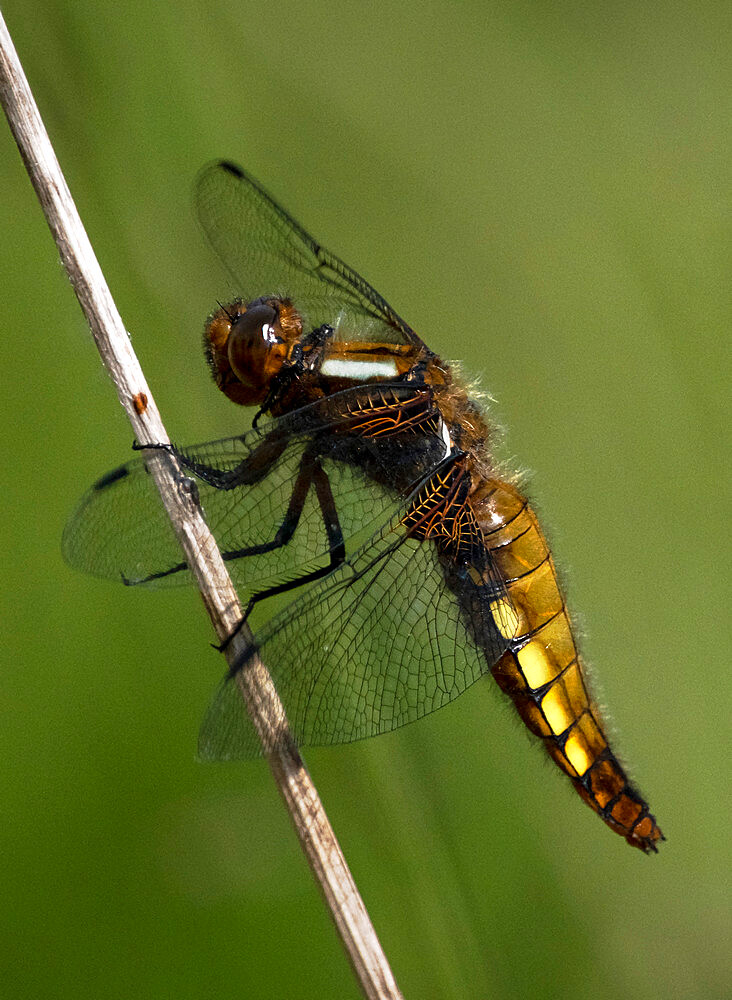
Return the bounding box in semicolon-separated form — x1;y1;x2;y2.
64;437;396;598
199;491;510;760
63;388;447;599
195;161;423;348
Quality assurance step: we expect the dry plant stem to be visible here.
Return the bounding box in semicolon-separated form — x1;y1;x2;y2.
0;13;402;1000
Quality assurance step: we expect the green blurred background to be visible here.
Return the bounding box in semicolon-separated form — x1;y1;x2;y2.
1;2;728;998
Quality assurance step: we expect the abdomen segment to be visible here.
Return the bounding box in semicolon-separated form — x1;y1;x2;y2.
473;479;663;853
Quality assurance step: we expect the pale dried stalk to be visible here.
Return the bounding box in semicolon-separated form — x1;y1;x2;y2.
0;12;402;999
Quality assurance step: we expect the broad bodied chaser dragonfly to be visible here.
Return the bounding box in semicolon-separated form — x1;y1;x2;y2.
63;161;663;853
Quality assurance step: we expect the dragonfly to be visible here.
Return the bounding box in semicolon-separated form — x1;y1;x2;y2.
63;161;663;853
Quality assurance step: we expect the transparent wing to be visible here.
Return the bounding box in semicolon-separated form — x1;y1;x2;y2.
62;387;446;600
195;161;424;348
199;484;510;760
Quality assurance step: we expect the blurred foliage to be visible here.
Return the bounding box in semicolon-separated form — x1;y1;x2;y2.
0;2;729;998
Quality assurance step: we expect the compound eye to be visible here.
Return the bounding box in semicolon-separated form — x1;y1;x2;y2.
230;302;278;349
228;303;287;389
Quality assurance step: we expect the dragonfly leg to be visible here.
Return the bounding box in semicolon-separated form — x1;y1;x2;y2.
171;433;290;490
124;435;295;587
217;451;346;656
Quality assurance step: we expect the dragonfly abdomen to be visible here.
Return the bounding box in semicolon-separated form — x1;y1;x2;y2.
472;479;663;853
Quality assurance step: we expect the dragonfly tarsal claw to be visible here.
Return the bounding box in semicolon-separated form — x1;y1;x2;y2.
213;603;254;653
131;439;175;454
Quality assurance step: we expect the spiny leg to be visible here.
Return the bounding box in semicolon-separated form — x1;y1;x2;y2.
221;453;346;659
123;434;292;586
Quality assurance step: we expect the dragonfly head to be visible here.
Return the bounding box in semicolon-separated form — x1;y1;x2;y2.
203;296;303;406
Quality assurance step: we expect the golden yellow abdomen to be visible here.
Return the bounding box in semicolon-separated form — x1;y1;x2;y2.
473;479;663;853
